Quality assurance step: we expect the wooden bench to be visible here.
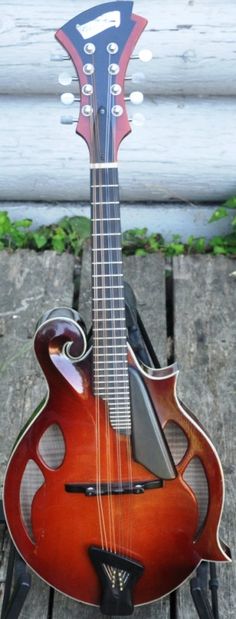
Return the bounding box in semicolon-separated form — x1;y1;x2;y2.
0;249;235;618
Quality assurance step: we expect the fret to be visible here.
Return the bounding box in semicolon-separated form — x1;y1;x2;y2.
103;397;130;401
92;249;121;253
92;274;123;278
93;380;129;385
91;201;119;206
93;344;126;350
92;218;120;222
91;185;119;188
92;309;125;313
93;261;122;265
92;233;121;237
93;319;126;324
94;365;128;369
94;360;126;365
93;334;126;339
94;375;128;379
93;297;124;302
94;352;124;359
94;376;129;380
92;286;124;290
109;413;131;417
94;327;126;331
90;163;118;169
109;407;131;411
95;390;130;395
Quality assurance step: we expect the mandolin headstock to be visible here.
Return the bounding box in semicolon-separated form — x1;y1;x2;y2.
55;1;147;163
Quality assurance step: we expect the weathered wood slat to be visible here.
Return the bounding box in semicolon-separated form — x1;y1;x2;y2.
1;95;236;203
0;250;75;484
0;252;235;616
173;255;236;617
1;0;236;96
0;250;75;618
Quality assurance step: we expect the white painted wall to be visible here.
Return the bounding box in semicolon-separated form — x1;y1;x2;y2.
0;0;235;238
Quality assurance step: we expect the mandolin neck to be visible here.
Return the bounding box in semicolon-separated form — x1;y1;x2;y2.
90;164;131;433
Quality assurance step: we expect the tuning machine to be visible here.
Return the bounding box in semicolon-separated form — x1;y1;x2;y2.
60;116;78;125
125;91;144;105
51;53;70;62
131;49;153;62
61;93;80;105
58;72;79;86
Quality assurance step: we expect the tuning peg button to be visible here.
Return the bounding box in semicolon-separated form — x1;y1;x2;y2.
60;116;77;125
58;72;78;86
51;53;70;61
139;49;153;62
125;91;144;105
61;93;80;105
131;49;153;62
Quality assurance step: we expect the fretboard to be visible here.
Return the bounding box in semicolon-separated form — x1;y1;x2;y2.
91;166;131;434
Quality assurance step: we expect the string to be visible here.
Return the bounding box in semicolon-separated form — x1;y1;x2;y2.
90;46;135;563
104;62;118;554
91;59;108;552
105;62;133;559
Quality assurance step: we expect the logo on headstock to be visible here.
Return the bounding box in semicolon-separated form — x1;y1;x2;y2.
76;10;121;39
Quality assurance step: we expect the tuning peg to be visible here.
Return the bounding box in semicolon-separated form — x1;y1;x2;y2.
51;53;70;61
131;49;153;62
60;115;77;125
61;93;80;105
125;91;144;105
58;72;79;86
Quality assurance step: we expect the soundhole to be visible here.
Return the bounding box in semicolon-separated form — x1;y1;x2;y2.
183;457;209;538
20;459;44;542
38;423;65;469
163;421;188;465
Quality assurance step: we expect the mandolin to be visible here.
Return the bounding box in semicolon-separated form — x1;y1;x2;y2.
3;2;230;615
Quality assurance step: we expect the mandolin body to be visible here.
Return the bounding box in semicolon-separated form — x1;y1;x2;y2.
3;313;229;608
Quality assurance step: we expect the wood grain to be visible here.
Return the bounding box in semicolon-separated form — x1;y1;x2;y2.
173;255;236;617
1;0;235;95
0;252;235;616
1;95;236;202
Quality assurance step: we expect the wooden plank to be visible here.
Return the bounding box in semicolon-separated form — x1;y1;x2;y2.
1;95;236;203
1;0;236;96
0;249;75;617
173;255;236;617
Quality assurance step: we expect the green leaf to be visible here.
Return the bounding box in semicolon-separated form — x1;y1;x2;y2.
32;233;48;249
165;242;185;256
0;211;11;235
15;218;32;228
210;235;225;248
212;246;227;255
52;236;66;252
222;196;236;209
135;248;147;256
208;208;228;223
